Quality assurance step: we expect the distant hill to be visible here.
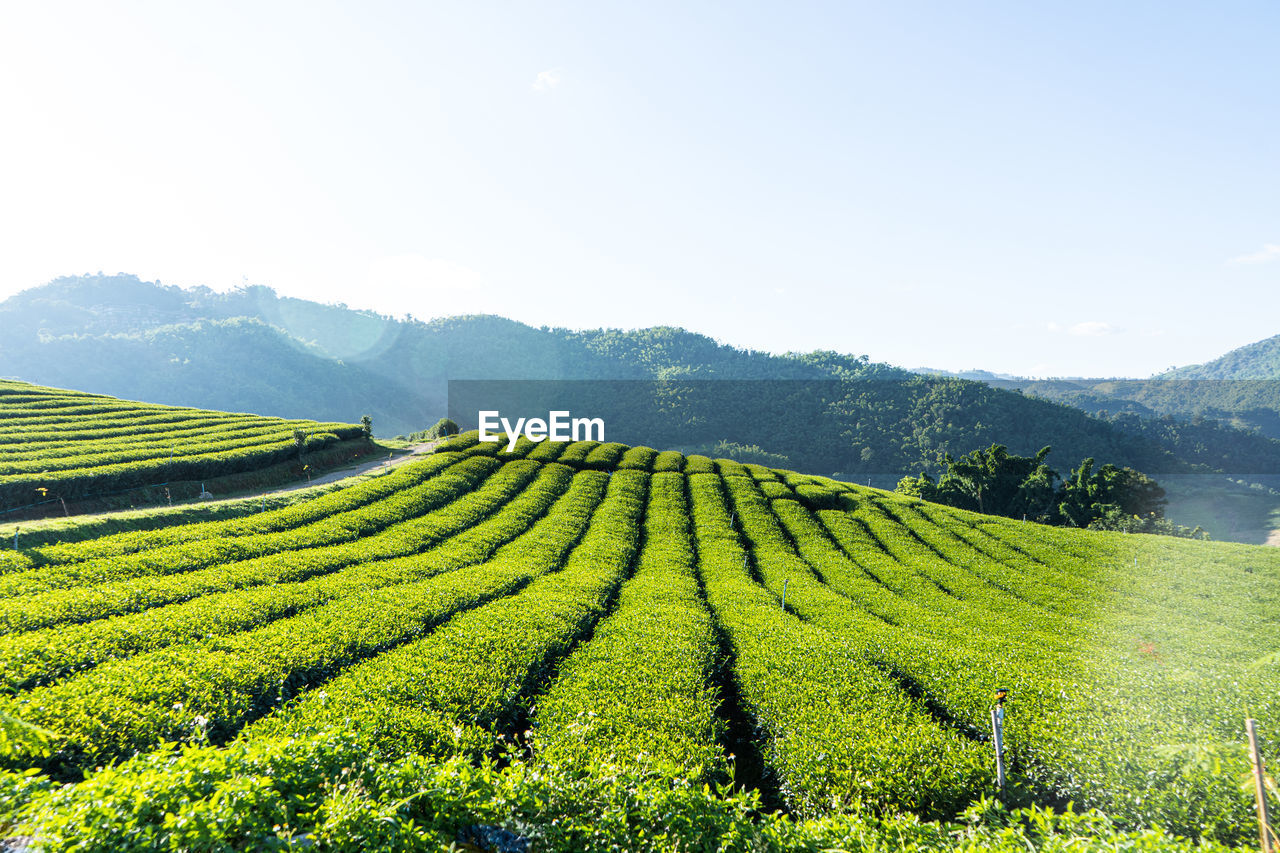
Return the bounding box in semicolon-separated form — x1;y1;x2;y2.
910;367;1024;381
0;277;431;433
6;274;1280;505
1161;333;1280;379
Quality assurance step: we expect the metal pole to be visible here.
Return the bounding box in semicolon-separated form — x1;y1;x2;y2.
781;578;788;612
991;705;1005;792
1247;718;1275;853
992;688;1009;793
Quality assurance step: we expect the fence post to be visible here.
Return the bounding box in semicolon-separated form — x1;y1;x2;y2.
992;688;1008;793
1248;718;1275;853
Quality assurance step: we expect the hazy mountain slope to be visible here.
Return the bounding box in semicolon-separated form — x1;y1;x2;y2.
0;303;429;432
0;273;1255;487
1162;333;1280;380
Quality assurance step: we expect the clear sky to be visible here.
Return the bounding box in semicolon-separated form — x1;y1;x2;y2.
1;1;1276;377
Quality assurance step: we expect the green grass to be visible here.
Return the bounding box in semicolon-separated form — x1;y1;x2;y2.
1;432;1277;851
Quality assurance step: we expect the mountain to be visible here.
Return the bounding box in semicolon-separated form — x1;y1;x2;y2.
1161;333;1280;379
6;274;1280;534
0;281;432;435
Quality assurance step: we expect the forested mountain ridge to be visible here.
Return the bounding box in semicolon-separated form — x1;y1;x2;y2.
1160;333;1280;380
3;274;1277;507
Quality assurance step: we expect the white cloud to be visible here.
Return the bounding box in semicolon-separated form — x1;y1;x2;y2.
1228;243;1280;264
532;69;562;93
1068;321;1117;337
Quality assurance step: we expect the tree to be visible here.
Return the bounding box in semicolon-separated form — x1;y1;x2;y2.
896;443;1194;537
906;444;1058;520
427;418;459;439
360;415;373;440
1059;458;1167;528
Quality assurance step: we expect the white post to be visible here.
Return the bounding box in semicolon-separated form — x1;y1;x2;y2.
1247;718;1275;853
11;527;17;550
991;703;1006;792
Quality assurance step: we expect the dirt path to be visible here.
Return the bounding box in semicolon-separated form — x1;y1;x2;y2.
1267;529;1280;547
259;440;441;496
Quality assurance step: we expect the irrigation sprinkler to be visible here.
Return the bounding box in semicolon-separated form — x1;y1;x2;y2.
991;688;1008;793
1247;718;1276;853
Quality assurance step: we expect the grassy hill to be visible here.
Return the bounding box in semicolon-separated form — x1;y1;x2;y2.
1;433;1275;850
0;380;369;516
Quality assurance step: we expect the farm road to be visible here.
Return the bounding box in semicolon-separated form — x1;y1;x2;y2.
260;440;441;496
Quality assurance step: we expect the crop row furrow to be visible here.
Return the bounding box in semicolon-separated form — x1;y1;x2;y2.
0;458;559;635
9;452;466;571
0;461;570;690
768;493;1054;650
688;472;990;819
531;470;723;781
245;468;649;761
0;422;309;463
0;455;503;597
1;464;611;775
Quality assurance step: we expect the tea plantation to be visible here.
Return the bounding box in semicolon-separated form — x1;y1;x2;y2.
1;431;1276;851
0;380;365;513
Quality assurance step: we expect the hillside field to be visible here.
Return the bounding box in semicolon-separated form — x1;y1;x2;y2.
0;380;369;517
1;432;1277;851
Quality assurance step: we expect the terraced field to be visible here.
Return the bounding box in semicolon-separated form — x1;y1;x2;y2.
1;432;1277;851
0;380;366;513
